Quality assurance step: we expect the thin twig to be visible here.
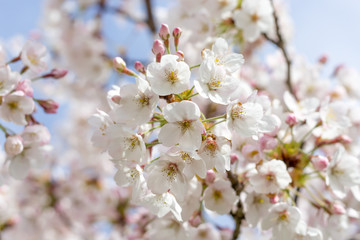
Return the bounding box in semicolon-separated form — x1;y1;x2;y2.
144;0;156;34
226;171;245;240
263;0;295;98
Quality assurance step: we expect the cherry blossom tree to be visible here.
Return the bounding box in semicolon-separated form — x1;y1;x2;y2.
1;0;360;239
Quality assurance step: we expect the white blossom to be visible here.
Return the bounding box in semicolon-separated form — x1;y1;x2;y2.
147;54;190;95
262;203;301;240
233;0;274;42
249;159;291;194
203;179;237;214
158;101;204;151
21;40;48;73
0;65;19;96
0;91;35;125
326;146;360;197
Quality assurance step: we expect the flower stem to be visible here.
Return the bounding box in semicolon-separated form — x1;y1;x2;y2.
146;140;160;148
206;119;226;131
175;94;183;100
202;114;226;123
187;93;199;99
143;125;161;135
190;64;200;70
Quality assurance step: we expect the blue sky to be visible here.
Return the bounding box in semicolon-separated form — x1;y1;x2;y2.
1;0;359;67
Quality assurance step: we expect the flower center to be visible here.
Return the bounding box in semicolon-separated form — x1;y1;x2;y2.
137;93;150;106
206;137;218;153
231;102;245;120
213;190;223;201
127;135;140;150
251;13;260;23
180;152;192;164
266;174;275;181
167;70;179;84
163;163;179;181
179;120;192;132
28;54;39;65
278;210;289;221
7;101;19;110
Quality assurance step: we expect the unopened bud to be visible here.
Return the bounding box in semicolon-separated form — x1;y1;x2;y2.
311;155;329;171
172;27;182;38
205;170;216;184
152;40;165;62
188;215;202;227
159;24;170;41
338;135;352;144
134;61;146;74
113;57;127;72
172;27;182;50
318;54;328;64
49;68;68;79
41;68;68;79
4;135;23;156
331;201;346;215
286;113;298;127
113;57;137;76
176;50;184;61
16;79;33;97
269;194;279;204
111;95;121;104
230;153;239;164
37;99;59;114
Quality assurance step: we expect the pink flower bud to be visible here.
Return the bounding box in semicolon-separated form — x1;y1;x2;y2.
113;57;127;72
176;50;184;61
111;95;121;104
311;155;329;171
41;69;68;79
4;135;23;156
113;57;137;76
159;24;170;40
230;153;239;164
172;27;182;50
205;170;216;184
16;79;33;97
189;215;202;227
134;61;145;74
49;68;68;79
152;40;165;62
286;113;298;127
269;194;279;204
338;135;352;144
172;27;182;38
318;54;328;64
331;202;346;215
37;99;59;114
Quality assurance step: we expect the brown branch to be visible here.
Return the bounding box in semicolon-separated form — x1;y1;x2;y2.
144;0;157;34
227;171;245;240
105;6;148;27
263;0;295;98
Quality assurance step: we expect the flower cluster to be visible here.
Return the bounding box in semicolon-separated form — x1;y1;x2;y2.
0;0;359;239
87;15;360;238
0;41;65;180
